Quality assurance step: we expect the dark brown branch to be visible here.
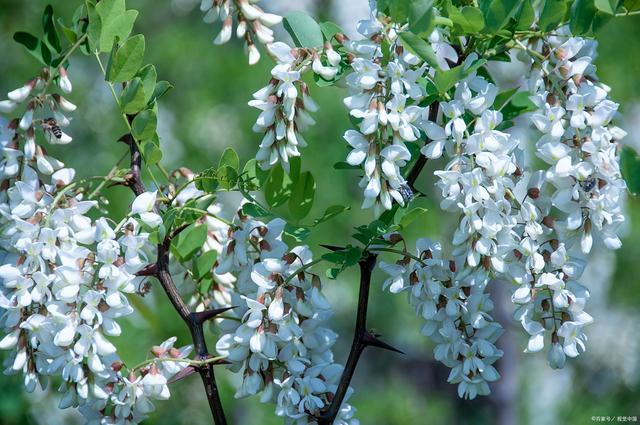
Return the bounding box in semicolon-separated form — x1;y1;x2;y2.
123;132;228;425
405;102;440;191
318;252;402;424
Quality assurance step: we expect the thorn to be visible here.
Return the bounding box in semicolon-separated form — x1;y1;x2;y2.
191;306;237;324
320;244;345;252
361;331;404;355
135;263;158;277
167;365;198;384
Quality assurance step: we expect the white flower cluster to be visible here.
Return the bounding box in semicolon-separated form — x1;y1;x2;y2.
379;238;503;400
377;27;627;396
0;71;190;424
199;0;282;64
501;32;627;366
249;42;340;173
194;208;358;424
340;6;435;215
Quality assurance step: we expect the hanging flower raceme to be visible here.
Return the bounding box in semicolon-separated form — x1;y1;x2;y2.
249;42;338;173
339;5;436;215
0;68;193;424
185;205;359;424
378;237;504;400
199;0;282;64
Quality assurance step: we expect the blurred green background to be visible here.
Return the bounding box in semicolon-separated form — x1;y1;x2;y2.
1;1;639;424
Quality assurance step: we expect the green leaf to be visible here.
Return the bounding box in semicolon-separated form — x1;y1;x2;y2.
595;0;620;13
217;165;238;190
389;0;411;21
218;147;239;172
42;5;62;53
284;224;311;242
173;224;207;262
194;167;219;193
106;34;145;83
95;0;138;52
516;0;535;30
240;159;269;190
319;21;344;41
409;0;435;34
434;58;486;94
398;31;439;68
57;18;78;44
131;109;157;140
149;81;173;104
265;165;291;208
538;0;568;31
142;140;162;164
288;156;301;181
312;205;349;226
483;0;522;32
398;207;428;228
13;32;52;65
120;77;146;114
447;3;486;34
242;202;270;217
136;64;157;104
289;171;316;220
86;1;101;52
570;0;597;34
194;250;218;280
333;161;361;170
624;0;640;12
283;11;324;48
621;146;640;195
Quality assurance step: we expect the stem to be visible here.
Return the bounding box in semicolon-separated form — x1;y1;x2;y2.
120;121;228;424
93;53;165;190
369;247;426;266
129;355;226;373
318;253;378;425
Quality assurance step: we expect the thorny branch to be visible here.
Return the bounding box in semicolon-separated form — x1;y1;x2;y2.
319;101;440;424
122;131;229;425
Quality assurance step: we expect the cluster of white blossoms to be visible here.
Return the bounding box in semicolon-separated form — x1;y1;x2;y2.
179;205;358;424
375;22;626;397
339;6;466;215
249;42;340;173
379;237;504;400
199;0;282;64
501;31;627;367
0;70;192;423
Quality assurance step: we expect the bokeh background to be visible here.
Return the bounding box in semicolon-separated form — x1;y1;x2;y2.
1;1;639;424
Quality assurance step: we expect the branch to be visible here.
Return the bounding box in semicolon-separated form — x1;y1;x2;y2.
405;101;440;191
318;252;402;424
123;131;228;425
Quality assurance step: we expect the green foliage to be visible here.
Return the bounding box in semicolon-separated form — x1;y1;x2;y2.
13;31;52;66
289;171;316;220
106;34;145;83
398;31;439;68
42;5;62;53
621;146;640;195
409;0;435;35
131;109;157;140
94;0;138;52
539;0;569;31
119;77;146;114
265;165;292;208
322;246;363;279
172;223;208;262
283;11;323;48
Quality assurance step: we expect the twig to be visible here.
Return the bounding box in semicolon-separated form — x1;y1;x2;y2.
123;128;229;425
318;252;402;424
